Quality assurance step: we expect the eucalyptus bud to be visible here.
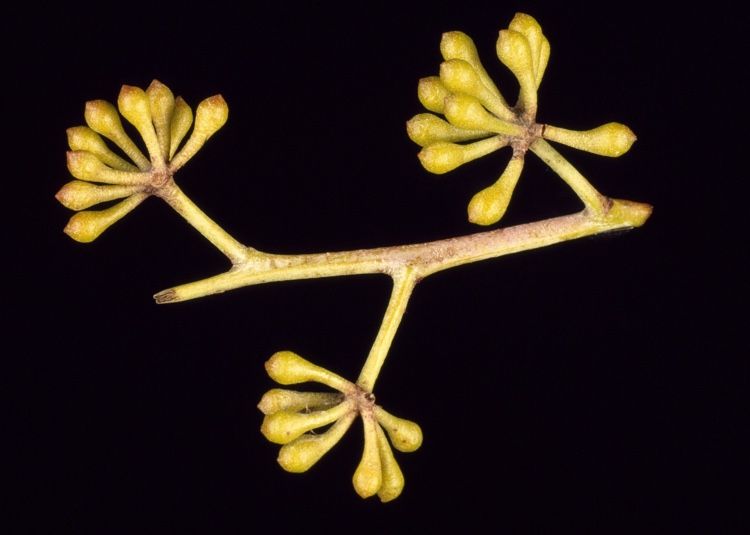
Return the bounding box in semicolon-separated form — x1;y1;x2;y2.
146;80;175;159
264;351;352;391
352;415;382;498
543;123;637;157
444;94;523;136
496;29;537;114
84;99;150;169
417;76;451;114
66;127;138;171
418;137;507;175
257;388;343;415
406;113;490;147
260;401;353;445
169;97;194;159
277;412;357;473
118;85;162;164
55;181;142;211
467;157;525;225
375;407;423;453
170;95;228;171
66;151;150;185
375;424;405;502
63;193;148;243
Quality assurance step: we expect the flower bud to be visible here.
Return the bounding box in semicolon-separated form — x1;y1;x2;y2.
118;85;162;164
440;31;506;105
66;151;150;185
63;193;147;243
542;123;636;157
264;351;352;391
417;76;451;114
496;29;537;113
56;181;142;211
84;99;150;170
257;388;342;415
406;113;489;147
147;80;175;159
194;95;229;138
169;97;193;159
277;412;356;473
374;407;423;453
418;136;507;175
375;424;405;502
440;60;514;121
444;94;522;136
352;416;382;498
508;13;549;87
261;402;352;445
468;157;525;225
66;127;138;171
169;95;228;171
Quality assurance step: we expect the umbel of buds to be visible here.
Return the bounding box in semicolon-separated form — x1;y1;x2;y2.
56;81;228;242
407;13;636;226
258;351;422;502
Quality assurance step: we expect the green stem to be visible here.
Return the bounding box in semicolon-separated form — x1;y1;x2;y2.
530;138;609;216
357;269;418;392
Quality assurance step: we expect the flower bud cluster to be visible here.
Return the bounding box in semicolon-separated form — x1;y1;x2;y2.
56;81;228;242
258;351;422;502
407;13;637;226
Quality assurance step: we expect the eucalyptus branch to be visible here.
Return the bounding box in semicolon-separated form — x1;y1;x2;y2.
56;13;651;502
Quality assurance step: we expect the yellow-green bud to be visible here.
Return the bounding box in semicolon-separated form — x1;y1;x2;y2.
169;95;228;171
374;407;423;453
352;416;382;498
406;113;489;147
84;99;150;170
440;59;482;95
63;193;147;243
543;123;637;157
508;13;549;87
417;76;451;114
260;402;351;445
257;388;342;415
194;95;229;139
496;29;537;113
277;412;356;473
55;181;142;211
440;30;509;110
66;127;138;172
418;137;507;175
118;85;162;164
146;80;175;159
467;157;525;225
375;424;405;503
444;94;522;136
66;151;150;186
169;96;193;159
264;351;352;391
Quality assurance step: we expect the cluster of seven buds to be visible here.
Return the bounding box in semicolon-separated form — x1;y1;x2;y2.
258;351;423;502
56;80;228;242
407;13;636;226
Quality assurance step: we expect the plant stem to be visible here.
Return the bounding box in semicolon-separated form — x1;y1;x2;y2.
153;197;651;304
530;138;609;216
157;180;251;265
357;270;417;392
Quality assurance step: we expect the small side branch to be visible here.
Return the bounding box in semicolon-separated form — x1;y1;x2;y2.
357;269;418;392
157;180;252;266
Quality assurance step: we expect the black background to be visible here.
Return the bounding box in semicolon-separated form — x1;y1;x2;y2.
7;2;746;533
